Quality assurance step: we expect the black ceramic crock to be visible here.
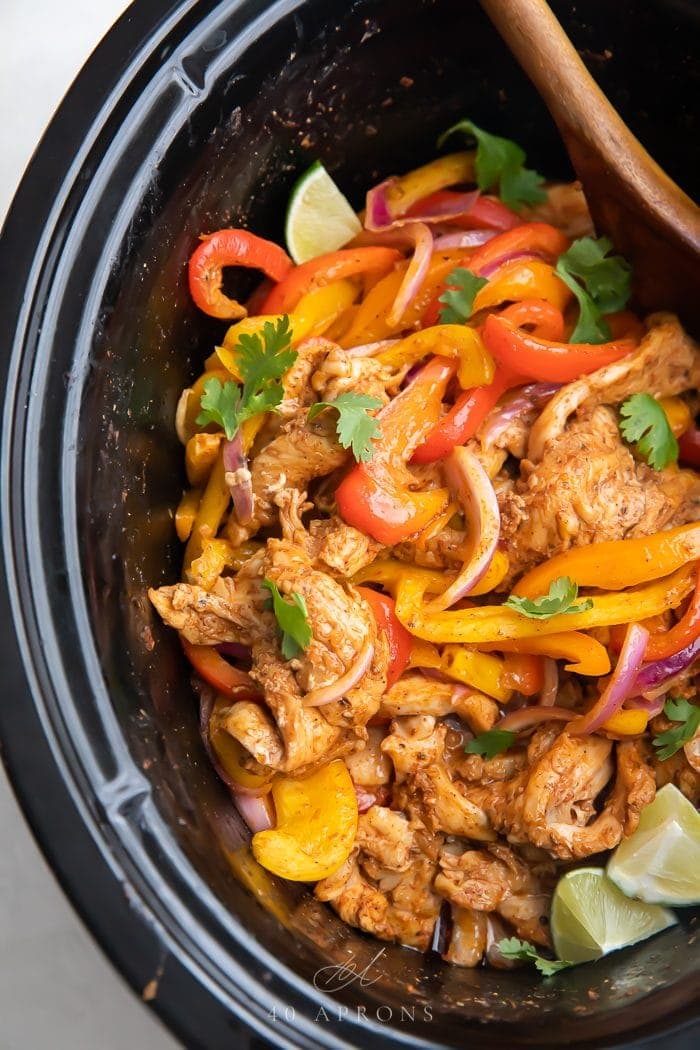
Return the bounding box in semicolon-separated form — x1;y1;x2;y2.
1;1;699;1047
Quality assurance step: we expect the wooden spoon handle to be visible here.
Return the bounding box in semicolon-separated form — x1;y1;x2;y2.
480;0;700;325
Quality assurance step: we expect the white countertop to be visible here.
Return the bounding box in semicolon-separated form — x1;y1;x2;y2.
0;2;178;1047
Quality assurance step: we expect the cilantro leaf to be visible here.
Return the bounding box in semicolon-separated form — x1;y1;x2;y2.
504;576;593;620
498;937;572;977
653;697;700;761
196;376;242;440
555;236;632;344
196;315;297;441
438;119;546;210
262;579;313;660
619;393;679;471
438;267;488;324
308;392;382;463
465;728;517;760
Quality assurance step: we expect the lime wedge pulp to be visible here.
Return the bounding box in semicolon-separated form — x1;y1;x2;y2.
285;160;362;264
607;783;700;906
551;867;677;965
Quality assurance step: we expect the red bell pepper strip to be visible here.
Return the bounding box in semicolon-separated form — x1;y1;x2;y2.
336;356;456;544
679;427;700;469
181;636;262;701
644;571;700;661
497;298;565;341
411;363;523;464
406;189;521;231
188;229;293;320
357;587;412;688
259;247;401;315
481;313;637;383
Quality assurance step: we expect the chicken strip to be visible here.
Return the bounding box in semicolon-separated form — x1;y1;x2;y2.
275;486;383;578
148;568;273;646
315;806;442;950
528;314;700;461
435;842;554;948
499;405;700;585
377;674;499;734
382;716;495;841
310;344;398;405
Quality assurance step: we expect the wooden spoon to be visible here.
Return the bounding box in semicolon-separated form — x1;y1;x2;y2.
479;0;700;333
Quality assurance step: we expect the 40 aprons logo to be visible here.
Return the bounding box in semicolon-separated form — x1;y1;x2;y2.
267;948;434;1026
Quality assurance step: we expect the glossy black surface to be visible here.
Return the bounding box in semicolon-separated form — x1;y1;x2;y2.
1;1;699;1047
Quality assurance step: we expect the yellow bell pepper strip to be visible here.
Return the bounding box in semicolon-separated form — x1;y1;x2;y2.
600;709;649;737
441;645;512;702
209;698;273;791
260;247;401;315
376;324;495;390
406;637;443;670
393;564;696;644
513;524;700;599
336;357;454;544
175;487;201;543
186;432;223;486
384;151;477;216
183;446;230;569
353;550;509;604
659;396;692;439
186;537;240;590
471;259;572;314
251;760;359;881
478;632;611;677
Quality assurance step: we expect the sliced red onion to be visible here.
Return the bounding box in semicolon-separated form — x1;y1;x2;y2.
386;222;433;327
365;177;395;229
365;180;481;232
497;705;574;733
216;642;252;661
539;658;559;707
354;783;391;814
345;338;400;358
479;382;561;449
626;695;666;718
223;430;254;525
569;623;650;735
303;637;374;707
477;249;545;279
432;229;497;250
633;634;700;693
424;447;500;612
232;790;274;833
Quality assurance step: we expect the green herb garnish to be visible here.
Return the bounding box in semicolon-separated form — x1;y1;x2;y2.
555;236;632;344
438;267;488;324
438;119;546;210
465;729;517;760
653;698;700;761
619;393;679;471
498;937;572;977
308;392;383;463
262;579;313;660
504;576;593;620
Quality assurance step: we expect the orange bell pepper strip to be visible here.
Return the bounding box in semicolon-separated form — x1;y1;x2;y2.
601;709;649;736
394;564;695;645
406;189;520;231
477;633;611;676
644;569;700;661
513;524;700;598
175;487;201;543
493;298;565;341
336;356;455;544
481;313;637;384
260;247;400;315
501;653;545;696
411;362;524;464
189;229;292;320
357;587;412;688
472;260;572;314
180;637;262;701
660;396;692;439
183;446;229;568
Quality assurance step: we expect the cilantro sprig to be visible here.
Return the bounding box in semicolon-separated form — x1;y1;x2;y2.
438;267;488;325
262;579;313;660
308;392;382;463
465;728;516;760
498;937;572;977
504;576;593;620
438;119;546;210
555;236;632;344
619;393;679;471
196;315;297;440
653;697;700;761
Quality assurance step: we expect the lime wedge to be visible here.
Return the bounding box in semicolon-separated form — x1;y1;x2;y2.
551;867;676;964
607;783;700;906
285;161;362;264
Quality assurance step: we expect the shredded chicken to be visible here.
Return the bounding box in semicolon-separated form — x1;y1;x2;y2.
147;566;272;646
499;404;700;585
310;345;399;405
378;674;498;733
